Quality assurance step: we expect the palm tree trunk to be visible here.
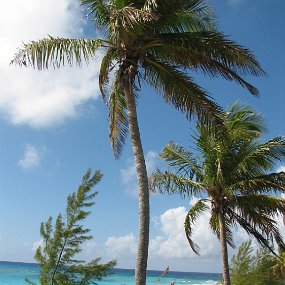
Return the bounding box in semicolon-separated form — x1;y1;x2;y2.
219;212;231;285
124;66;149;285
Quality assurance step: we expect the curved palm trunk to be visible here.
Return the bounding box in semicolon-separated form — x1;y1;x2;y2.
219;212;231;285
123;66;149;285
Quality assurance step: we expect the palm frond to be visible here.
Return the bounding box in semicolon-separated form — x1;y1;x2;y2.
11;37;103;69
230;172;285;194
149;0;215;33
149;170;203;197
225;103;265;137
99;48;118;103
108;72;128;158
184;199;210;254
109;5;158;40
143;55;222;123
152;31;265;90
228;208;283;255
80;0;110;30
160;142;202;177
233;137;285;178
148;43;259;95
208;211;235;248
231;195;285;218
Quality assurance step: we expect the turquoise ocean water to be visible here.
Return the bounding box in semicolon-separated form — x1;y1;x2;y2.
0;261;221;285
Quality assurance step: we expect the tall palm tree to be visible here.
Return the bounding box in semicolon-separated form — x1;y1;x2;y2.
11;1;265;284
150;103;285;285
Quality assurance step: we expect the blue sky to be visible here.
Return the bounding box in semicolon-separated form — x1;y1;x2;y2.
0;0;284;273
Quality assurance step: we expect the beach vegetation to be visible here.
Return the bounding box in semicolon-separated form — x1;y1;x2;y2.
150;103;285;285
25;169;116;285
269;248;285;284
226;241;284;285
12;1;265;284
229;241;278;285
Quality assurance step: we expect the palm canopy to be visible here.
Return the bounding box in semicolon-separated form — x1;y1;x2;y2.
150;103;285;254
12;0;265;158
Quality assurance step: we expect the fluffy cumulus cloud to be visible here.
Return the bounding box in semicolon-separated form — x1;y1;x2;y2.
0;0;101;128
150;204;285;271
18;144;46;170
149;206;221;261
34;204;285;271
120;151;160;197
105;233;137;257
104;234;137;268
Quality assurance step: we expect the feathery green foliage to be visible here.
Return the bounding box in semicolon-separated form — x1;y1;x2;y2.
25;169;116;285
150;103;285;284
269;248;285;284
228;241;282;285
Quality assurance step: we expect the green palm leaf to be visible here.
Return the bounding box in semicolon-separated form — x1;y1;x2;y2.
228;208;283;254
208;213;235;248
231;195;285;219
143;55;222;122
99;48;118;103
153;31;265;75
184;199;210;254
11;37;103;69
160;142;202;177
149;42;259;95
232;137;285;178
149;170;203;197
230;172;285;194
148;0;214;33
108;72;128;158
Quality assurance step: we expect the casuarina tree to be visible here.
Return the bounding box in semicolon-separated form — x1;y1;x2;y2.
26;169;116;285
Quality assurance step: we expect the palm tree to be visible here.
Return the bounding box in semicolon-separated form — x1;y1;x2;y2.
11;1;265;284
150;103;285;285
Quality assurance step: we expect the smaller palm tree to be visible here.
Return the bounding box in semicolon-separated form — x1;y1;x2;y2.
150;103;285;285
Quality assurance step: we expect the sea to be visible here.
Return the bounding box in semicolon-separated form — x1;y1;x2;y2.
0;261;221;285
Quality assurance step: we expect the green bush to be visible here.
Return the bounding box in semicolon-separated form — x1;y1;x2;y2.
228;241;282;285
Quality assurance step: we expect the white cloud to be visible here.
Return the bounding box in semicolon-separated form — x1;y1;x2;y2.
148;205;257;271
91;204;285;272
150;206;220;259
104;233;137;267
105;233;137;258
0;0;101;128
120;151;160;197
18;144;45;170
